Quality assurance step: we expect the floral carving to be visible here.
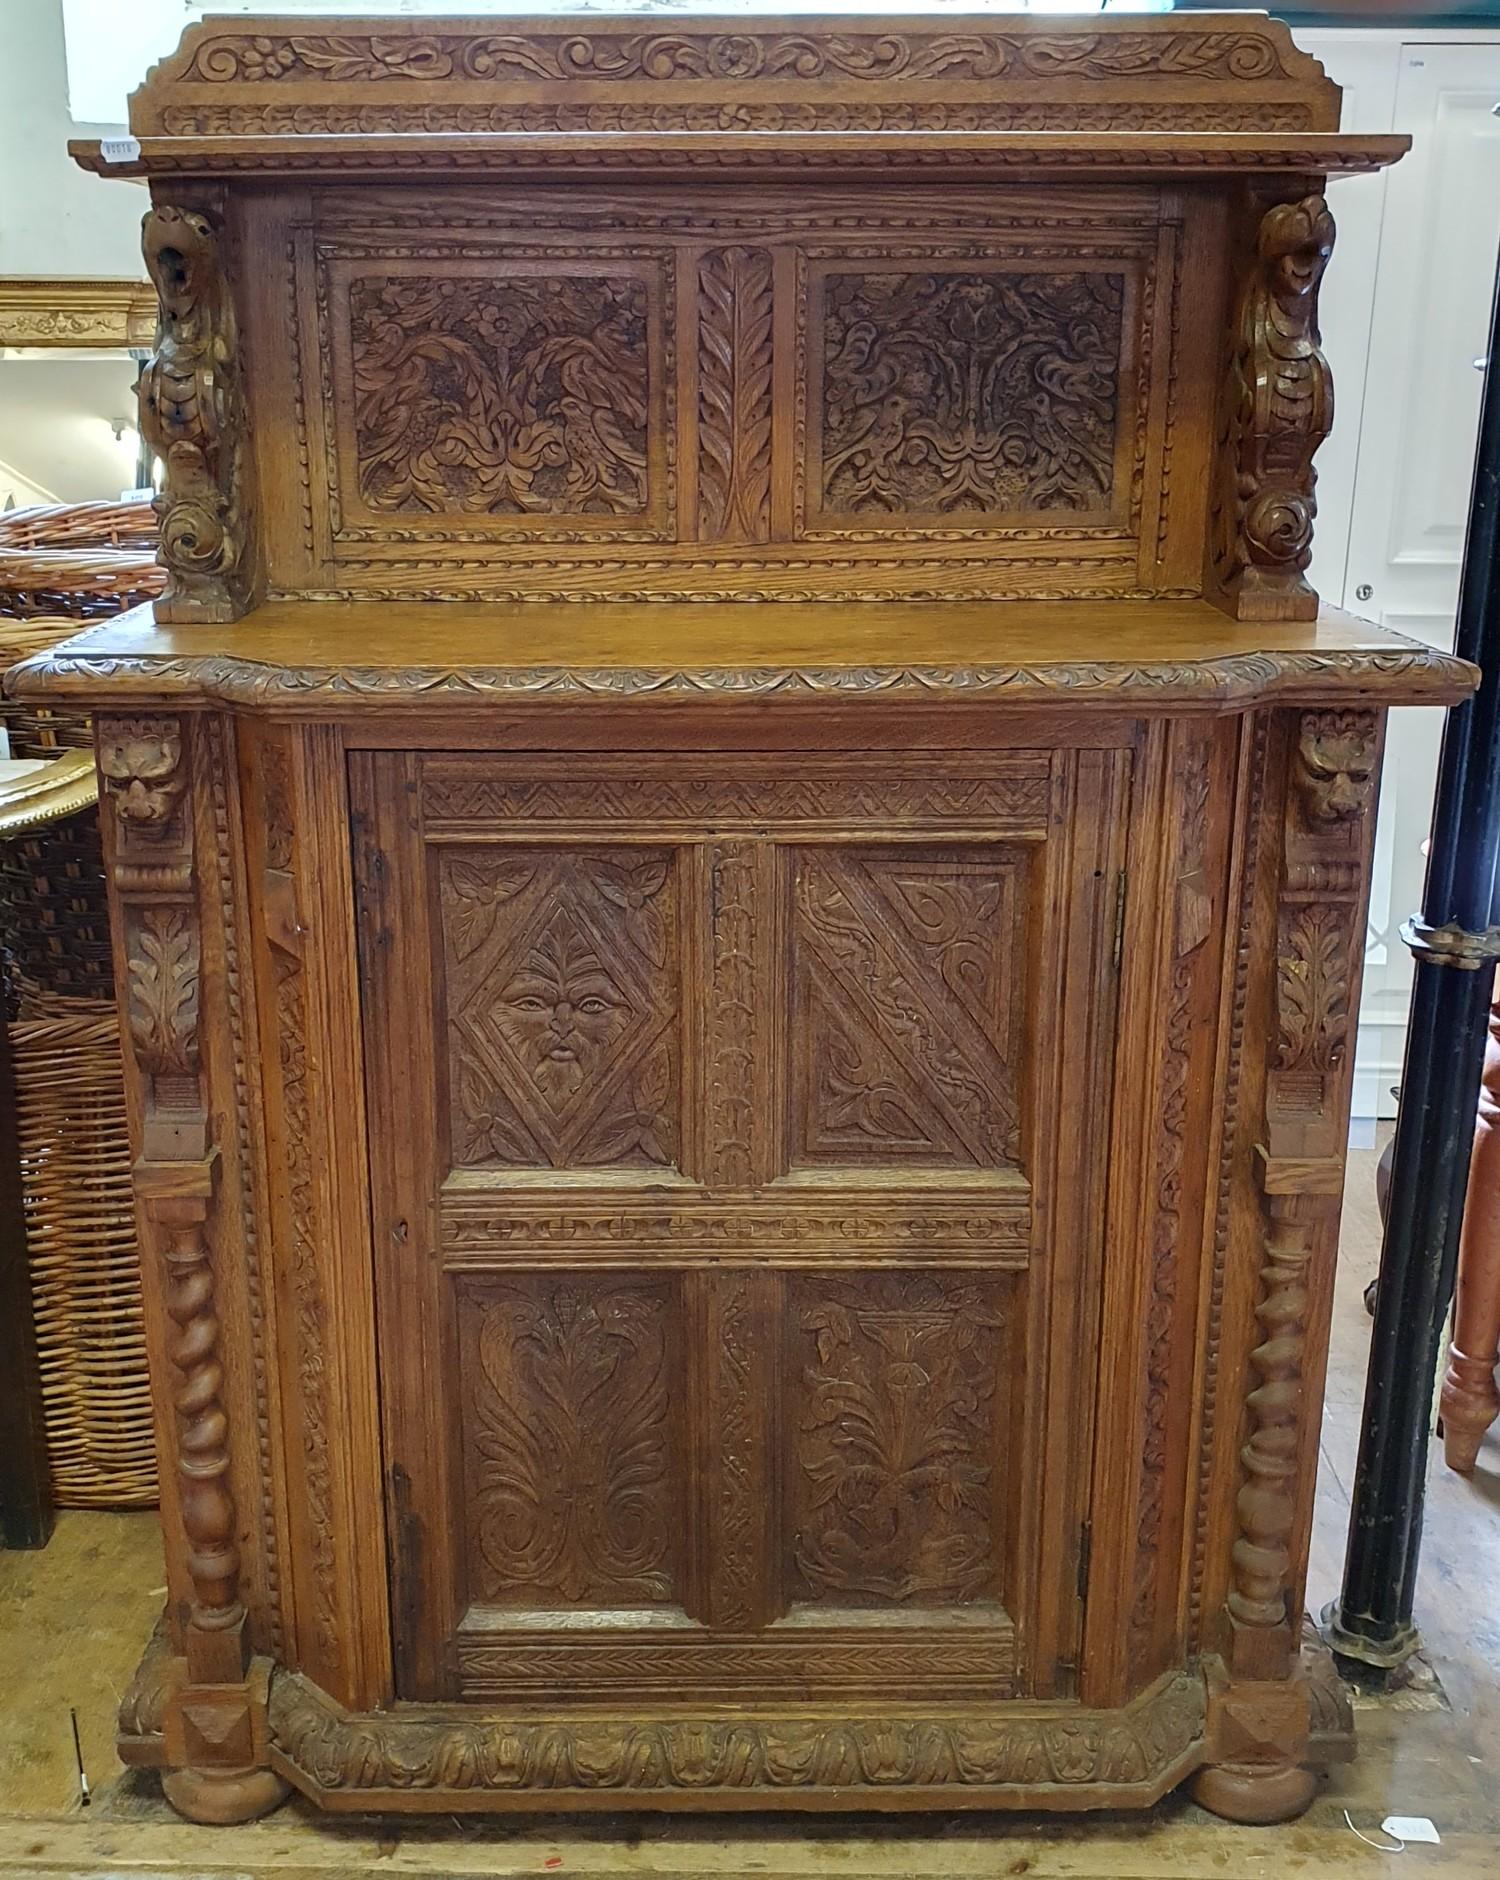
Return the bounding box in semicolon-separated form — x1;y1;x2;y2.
186;29;1288;87
1214;196;1334;618
139;206;248;622
818;270;1122;517
464;1279;677;1606
348;272;649;517
790;1275;1006;1605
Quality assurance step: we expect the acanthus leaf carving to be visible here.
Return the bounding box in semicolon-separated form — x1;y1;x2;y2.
465;1278;677;1606
697;246;773;543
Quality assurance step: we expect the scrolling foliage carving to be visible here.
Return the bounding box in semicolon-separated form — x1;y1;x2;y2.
348;272;649;518
1213;197;1334;621
818;270;1123;519
463;1277;678;1606
139;207;249;623
1228;710;1378;1668
791;850;1027;1168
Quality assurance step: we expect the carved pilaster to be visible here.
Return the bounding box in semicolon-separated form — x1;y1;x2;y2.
100;713;285;1821
1211;196;1334;622
1231;711;1375;1658
139;203;251;623
1191;710;1375;1822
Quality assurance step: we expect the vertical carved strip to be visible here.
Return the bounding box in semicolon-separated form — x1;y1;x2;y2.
1190;715;1270;1647
707;839;758;1187
696;246;774;544
203;718;282;1654
259;741;342;1675
1211;195;1333;622
98;715;247;1698
1228;709;1377;1669
704;1270;773;1631
139;203;250;622
1130;739;1213;1670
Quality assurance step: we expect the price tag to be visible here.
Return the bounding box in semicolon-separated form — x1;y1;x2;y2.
99;136;142;165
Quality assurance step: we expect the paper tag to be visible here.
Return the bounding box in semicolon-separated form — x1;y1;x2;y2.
99;135;141;165
1383;1816;1441;1844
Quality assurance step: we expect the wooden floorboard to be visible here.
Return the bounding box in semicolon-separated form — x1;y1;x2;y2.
1;1143;1496;1876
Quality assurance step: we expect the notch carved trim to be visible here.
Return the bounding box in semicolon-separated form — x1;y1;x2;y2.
139;204;250;623
1212;197;1333;622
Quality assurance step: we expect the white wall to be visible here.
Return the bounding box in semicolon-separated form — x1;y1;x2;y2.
0;1;142;278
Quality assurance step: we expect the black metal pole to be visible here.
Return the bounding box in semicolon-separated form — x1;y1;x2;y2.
1322;244;1500;1670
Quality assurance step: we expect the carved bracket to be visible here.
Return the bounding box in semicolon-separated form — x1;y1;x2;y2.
1212;196;1334;623
1227;709;1378;1677
139;204;251;623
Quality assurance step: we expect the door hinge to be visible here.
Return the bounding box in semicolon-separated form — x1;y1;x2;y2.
1110;870;1127;972
1076;1518;1093;1601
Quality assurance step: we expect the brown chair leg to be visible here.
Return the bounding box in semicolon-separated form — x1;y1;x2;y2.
1441;999;1500;1472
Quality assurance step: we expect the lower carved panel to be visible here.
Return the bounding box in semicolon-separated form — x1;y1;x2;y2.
268;1667;1207;1805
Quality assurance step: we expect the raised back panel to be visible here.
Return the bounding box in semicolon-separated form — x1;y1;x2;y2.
252;180;1227;601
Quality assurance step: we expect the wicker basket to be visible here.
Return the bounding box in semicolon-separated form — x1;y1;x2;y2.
9;989;155;1508
0;723;155;1508
1;498;161;758
0;499;160;552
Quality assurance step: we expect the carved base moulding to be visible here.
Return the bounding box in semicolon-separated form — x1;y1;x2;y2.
116;1620;1351;1815
14;8;1478;1831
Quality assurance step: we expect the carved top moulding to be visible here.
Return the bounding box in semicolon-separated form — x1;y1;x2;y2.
70;13;1405;179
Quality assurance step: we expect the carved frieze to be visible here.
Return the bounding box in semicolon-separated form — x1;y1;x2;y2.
139;206;250;622
181;28;1297;89
1212;196;1334;620
269;1665;1206;1796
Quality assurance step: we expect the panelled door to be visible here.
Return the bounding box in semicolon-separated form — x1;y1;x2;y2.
352;741;1129;1707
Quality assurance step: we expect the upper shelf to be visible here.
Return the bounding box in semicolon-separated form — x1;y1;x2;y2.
71;11;1405;182
71;129;1409;184
5;599;1477;717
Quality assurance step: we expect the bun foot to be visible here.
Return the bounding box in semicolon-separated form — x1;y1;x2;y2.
161;1765;291;1825
1190;1759;1318;1824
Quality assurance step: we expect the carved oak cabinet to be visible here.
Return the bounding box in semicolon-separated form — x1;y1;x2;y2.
11;11;1478;1828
